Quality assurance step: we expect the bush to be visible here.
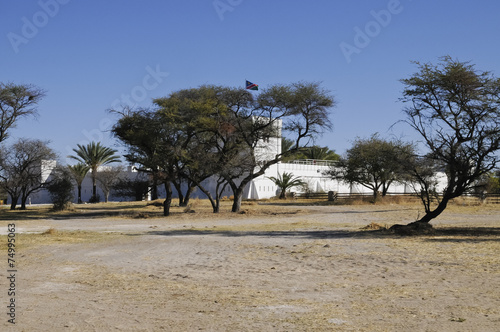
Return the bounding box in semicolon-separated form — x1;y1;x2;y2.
45;166;74;211
89;194;101;204
112;177;150;201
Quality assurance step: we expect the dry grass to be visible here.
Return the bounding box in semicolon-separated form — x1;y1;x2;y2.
42;227;58;235
3;230;124;252
1;197;498;223
360;222;388;230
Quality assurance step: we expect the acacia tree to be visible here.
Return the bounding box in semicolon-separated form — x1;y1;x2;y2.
170;82;334;213
399;56;500;225
329;135;415;200
112;107;191;216
68;142;121;203
0;138;56;210
152;86;234;213
111;108;164;201
0;83;45;143
96;165;124;203
113;82;334;214
222;82;334;212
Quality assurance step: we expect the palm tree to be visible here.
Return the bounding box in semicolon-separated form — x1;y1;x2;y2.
268;172;304;199
68;142;120;202
280;138;339;162
67;163;90;204
302;146;339;161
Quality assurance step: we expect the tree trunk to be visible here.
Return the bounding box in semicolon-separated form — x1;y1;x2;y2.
196;184;219;213
151;185;158;200
9;195;19;210
382;183;390;196
279;189;286;199
163;181;172;217
231;187;244;213
20;195;28;210
77;184;82;204
172;180;184;206
390;196;450;235
417;197;449;223
181;186;195;207
92;171;97;199
215;199;220;213
151;173;159;200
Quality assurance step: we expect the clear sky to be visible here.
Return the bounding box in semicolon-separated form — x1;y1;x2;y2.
2;0;500;164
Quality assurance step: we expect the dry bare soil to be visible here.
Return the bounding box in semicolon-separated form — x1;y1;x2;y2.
1;200;499;331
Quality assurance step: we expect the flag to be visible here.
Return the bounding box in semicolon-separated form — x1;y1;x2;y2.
246;80;258;90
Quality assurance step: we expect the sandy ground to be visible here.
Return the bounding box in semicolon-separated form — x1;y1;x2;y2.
2;204;500;331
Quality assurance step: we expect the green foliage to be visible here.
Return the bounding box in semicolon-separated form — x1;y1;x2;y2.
474;171;500;194
45;166;74;211
300;146;339;161
68;163;90;204
329;134;415;199
268;172;305;199
88;194;100;204
281;138;339;162
112;177;150;201
68;163;90;182
112;81;335;213
69;142;121;168
68;141;120;202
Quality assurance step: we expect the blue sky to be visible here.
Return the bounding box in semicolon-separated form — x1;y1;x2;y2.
2;0;500;164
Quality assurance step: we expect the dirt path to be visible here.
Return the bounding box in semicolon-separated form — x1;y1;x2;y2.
2;205;500;331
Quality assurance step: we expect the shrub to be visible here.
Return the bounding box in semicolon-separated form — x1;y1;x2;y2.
89;194;101;204
45;166;74;211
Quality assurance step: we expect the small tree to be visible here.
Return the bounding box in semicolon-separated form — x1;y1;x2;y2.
399;56;500;225
110;108;165;201
482;171;500;194
68;163;89;204
0;138;56;210
45;166;74;211
112;174;150;201
96;165;123;203
268;172;305;199
68;142;121;203
329;135;415;200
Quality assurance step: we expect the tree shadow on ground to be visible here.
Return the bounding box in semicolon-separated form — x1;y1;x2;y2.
145;229;384;239
258;201;336;207
259;202;418;215
423;227;500;243
144;226;500;242
0;203;156;221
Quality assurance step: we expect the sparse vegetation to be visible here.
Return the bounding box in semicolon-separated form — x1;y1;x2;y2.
45;166;75;211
